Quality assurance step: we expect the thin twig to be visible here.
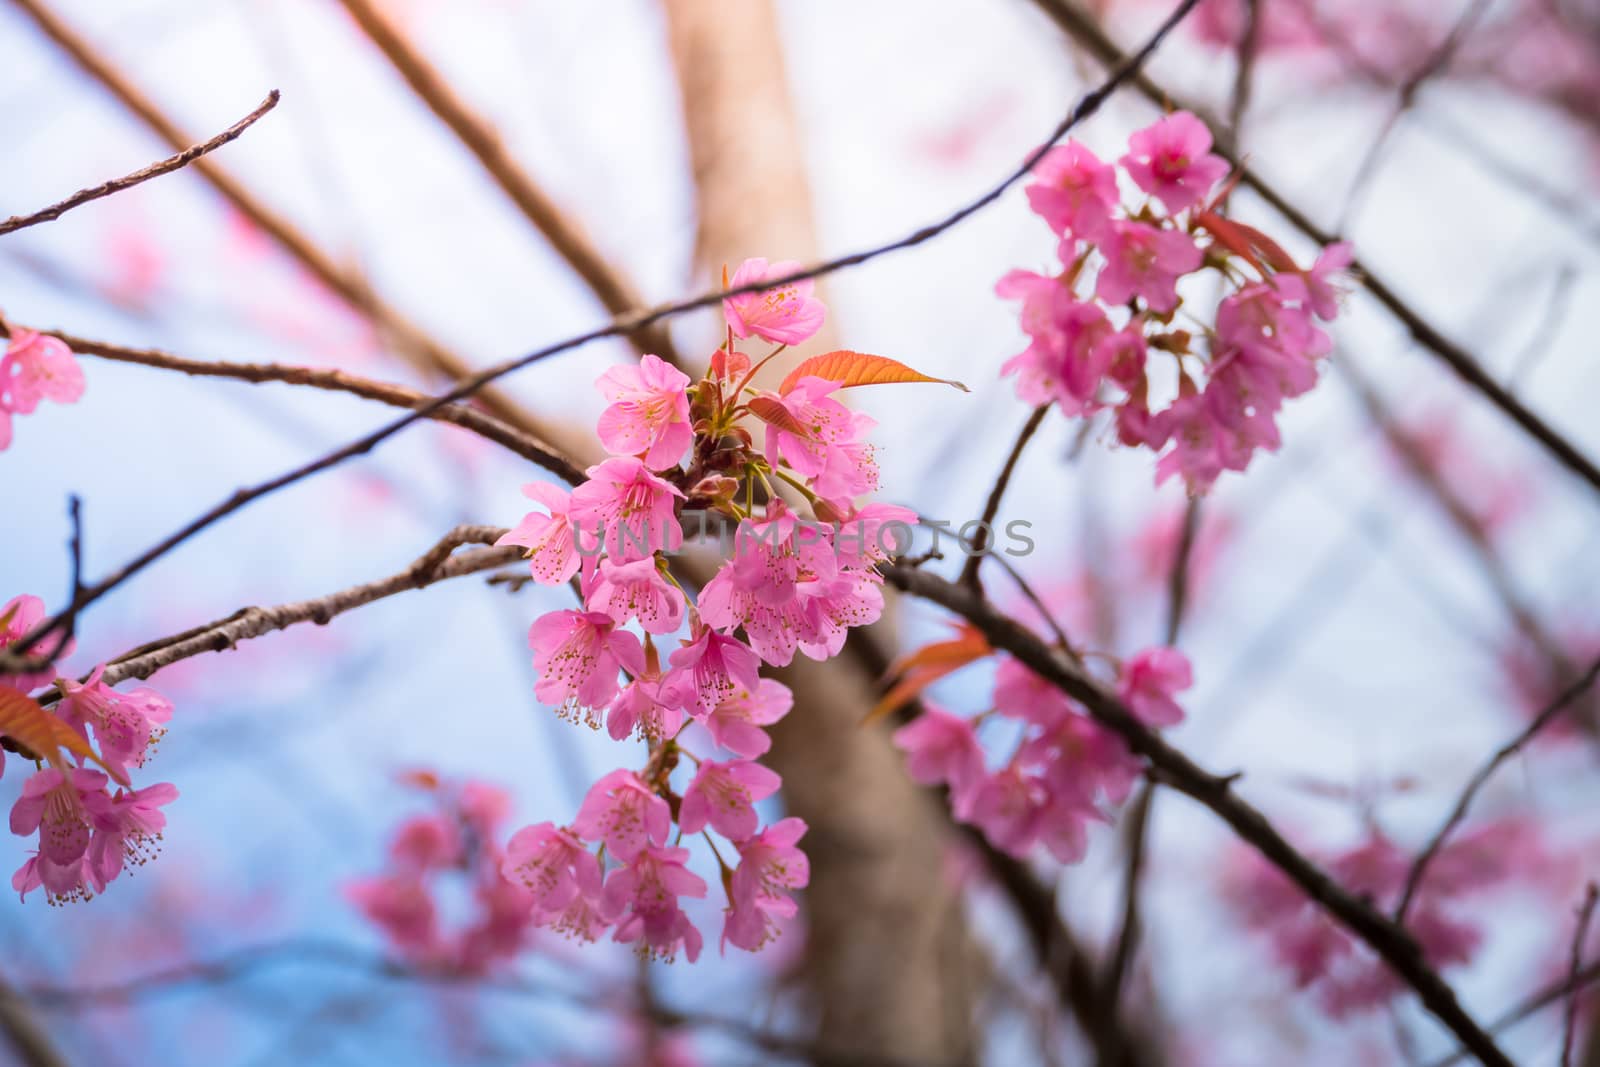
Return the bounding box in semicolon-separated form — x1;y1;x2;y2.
1026;0;1600;499
960;404;1049;590
333;0;681;367
1334;0;1494;232
1162;499;1200;648
1507;264;1578;392
0;0;1205;676
1563;885;1600;1067
1395;654;1600;922
1225;0;1261;146
0;91;279;237
0;322;583;483
881;564;1514;1067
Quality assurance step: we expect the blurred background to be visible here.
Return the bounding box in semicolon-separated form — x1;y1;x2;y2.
2;0;1599;1064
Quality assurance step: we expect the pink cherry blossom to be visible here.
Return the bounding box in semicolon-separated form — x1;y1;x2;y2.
704;679;793;758
498;482;582;585
388;813;460;871
586;556;685;634
56;666;173;781
0;329;84;451
722;257;826;346
999;281;1113;412
992;657;1074;728
87;782;177;886
723;817;809;952
502;822;604;922
667;629;762;716
829;502;920;570
605;667;690;743
1020;711;1143;807
457;780;511;836
1095;220;1203;313
892;706;985;798
569;457;685;562
1150;389;1238;494
602;844;709;962
769;384;868;474
1120;111;1230;213
572;769;671;861
1;594;70;693
1299;241;1354;321
699;508;838;666
678;759;782;842
1117;647;1193;727
796;569;886;662
527;610;645;726
10;767;109;903
595;353;694;469
346;875;439;958
1025;140;1119;239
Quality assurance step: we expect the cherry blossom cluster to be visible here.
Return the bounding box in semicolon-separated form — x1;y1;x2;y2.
894;644;1191;863
1000;110;1351;494
1224;822;1533;1014
0;328;85;451
347;773;534;973
494;258;919;961
2;594;178;905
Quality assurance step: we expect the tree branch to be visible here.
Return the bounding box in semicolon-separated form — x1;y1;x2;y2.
39;525;514;696
959;404;1048;590
0;322;583;484
881;564;1514;1067
333;0;682;368
0;91;279;237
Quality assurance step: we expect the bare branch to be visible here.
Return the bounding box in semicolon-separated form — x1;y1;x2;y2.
881;564;1514;1067
333;0;682;368
959;404;1049;590
40;526;514;696
0;91;279;237
0;322;583;484
1396;654;1600;922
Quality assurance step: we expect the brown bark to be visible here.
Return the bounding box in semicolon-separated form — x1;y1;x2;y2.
662;1;976;1059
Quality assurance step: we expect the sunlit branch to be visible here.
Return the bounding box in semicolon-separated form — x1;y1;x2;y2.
0;91;279;237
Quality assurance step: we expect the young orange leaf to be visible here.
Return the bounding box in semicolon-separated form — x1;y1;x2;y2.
1194;211;1269;275
1195;211;1302;274
864;622;991;725
746;395;812;439
779;351;968;396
